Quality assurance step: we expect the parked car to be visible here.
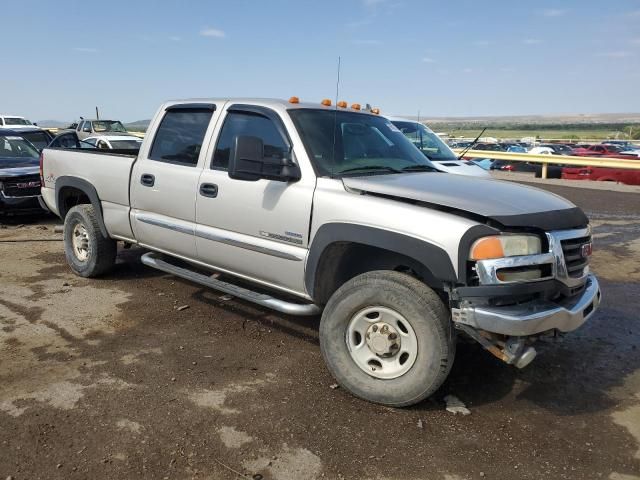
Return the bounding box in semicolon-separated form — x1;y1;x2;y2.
0;131;47;214
538;144;574;155
73;119;132;140
84;135;143;150
562;166;640;185
490;160;538;172
0;115;37;130
41;97;600;407
0;128;54;152
578;144;638;159
528;146;555;155
388;118;489;177
47;131;97;149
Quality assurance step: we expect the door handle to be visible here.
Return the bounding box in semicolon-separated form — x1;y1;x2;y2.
199;183;218;198
140;174;155;187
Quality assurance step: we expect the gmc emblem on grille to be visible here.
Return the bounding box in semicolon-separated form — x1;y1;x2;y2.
581;243;593;258
16;181;40;189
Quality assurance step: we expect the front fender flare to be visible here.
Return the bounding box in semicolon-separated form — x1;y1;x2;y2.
305;223;458;299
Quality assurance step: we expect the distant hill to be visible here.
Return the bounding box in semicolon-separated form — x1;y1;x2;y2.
37;120;71;128
125;119;150;132
403;112;640;126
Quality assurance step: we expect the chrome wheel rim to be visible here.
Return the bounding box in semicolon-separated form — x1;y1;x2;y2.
346;306;418;379
71;223;90;261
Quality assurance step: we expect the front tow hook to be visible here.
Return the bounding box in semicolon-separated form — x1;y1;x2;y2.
456;324;537;368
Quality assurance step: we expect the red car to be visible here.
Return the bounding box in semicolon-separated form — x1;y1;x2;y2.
562;166;640;185
573;144;638;159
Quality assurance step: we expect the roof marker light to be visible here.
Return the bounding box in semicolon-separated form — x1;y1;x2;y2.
321;99;332;106
351;103;361;110
337;100;348;108
370;107;380;115
289;96;300;104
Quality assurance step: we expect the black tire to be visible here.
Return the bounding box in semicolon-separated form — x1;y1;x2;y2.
320;271;455;407
63;204;116;277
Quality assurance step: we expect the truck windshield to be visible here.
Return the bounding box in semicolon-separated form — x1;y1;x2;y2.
0;136;40;159
93;121;127;133
391;121;458;161
289;109;435;177
3;117;32;126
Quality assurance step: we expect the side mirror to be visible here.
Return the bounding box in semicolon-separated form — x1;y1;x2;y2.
33;122;38;126
229;135;301;182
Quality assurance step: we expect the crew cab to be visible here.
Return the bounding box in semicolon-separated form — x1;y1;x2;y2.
41;98;601;407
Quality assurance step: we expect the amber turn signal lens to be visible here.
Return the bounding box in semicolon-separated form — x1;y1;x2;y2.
371;107;380;114
289;96;300;104
470;237;505;260
351;103;361;110
337;100;347;108
321;99;332;106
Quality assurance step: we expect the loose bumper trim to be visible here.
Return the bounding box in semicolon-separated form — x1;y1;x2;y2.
452;274;600;336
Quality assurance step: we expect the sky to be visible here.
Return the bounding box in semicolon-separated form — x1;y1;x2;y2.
2;0;640;122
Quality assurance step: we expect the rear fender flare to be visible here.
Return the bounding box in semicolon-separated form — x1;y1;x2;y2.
55;176;109;238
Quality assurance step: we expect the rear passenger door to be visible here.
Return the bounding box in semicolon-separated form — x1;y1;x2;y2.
130;103;220;259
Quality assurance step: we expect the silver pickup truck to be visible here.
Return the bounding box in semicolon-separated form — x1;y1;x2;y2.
41;98;600;407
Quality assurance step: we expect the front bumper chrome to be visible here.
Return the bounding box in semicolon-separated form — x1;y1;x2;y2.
452;274;601;336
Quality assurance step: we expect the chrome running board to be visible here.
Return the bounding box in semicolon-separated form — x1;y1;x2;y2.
140;252;321;316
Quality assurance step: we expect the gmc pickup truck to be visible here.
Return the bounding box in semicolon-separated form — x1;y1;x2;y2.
41;98;600;407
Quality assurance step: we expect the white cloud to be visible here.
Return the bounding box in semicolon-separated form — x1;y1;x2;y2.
596;51;634;58
542;8;568;17
200;27;225;38
169;36;182;42
353;39;382;46
422;57;436;63
523;38;542;45
73;47;98;53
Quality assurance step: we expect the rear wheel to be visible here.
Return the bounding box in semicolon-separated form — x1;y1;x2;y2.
320;271;455;407
63;204;116;277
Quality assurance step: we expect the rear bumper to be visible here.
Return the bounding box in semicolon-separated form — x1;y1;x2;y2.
452;274;601;336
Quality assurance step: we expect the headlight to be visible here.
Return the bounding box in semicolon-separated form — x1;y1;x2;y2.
469;235;541;260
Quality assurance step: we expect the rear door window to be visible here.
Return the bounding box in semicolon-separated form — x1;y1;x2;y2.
149;107;214;166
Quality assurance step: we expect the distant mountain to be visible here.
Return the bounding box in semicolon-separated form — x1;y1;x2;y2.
37;120;71;128
125;119;150;132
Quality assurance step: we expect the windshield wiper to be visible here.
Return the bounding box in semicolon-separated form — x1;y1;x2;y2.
400;165;436;172
457;127;487;160
338;165;402;175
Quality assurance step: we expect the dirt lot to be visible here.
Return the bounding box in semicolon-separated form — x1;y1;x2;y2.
1;184;639;480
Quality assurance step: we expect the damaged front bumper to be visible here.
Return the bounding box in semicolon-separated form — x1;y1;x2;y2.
452;274;601;337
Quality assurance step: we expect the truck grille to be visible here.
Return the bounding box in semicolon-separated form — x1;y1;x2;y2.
560;235;591;278
1;175;41;198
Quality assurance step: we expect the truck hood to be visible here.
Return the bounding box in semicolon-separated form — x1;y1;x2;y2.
342;173;588;231
0;158;40;177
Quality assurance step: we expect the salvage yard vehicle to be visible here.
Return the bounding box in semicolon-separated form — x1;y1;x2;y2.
1;128;54;151
0;115;37;129
388;117;489;177
41;97;601;407
73;119;132;140
0;131;47;214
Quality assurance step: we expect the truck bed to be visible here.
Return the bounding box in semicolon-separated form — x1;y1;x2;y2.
41;148;137;236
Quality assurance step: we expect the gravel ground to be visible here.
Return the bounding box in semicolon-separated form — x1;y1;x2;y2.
1;183;639;480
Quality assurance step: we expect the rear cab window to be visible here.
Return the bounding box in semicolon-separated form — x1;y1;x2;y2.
149;105;216;166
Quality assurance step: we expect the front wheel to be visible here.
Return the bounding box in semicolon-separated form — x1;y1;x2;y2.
320;271;455;407
63;204;116;277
